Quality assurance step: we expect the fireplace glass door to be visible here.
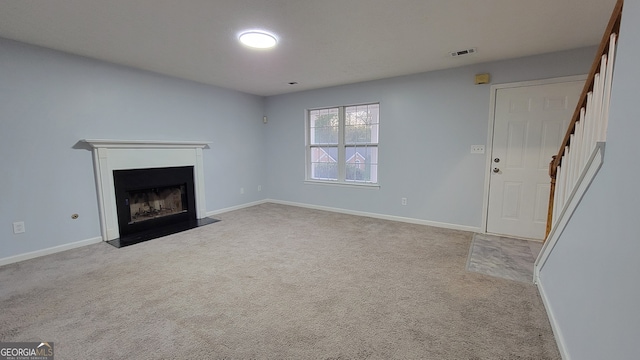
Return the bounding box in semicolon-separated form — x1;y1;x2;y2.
113;166;197;238
127;185;187;224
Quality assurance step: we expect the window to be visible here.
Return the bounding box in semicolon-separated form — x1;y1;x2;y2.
307;103;379;185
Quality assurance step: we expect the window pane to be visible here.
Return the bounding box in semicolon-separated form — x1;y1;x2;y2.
345;146;378;183
345;104;379;144
310;146;338;180
310;108;339;145
307;103;379;184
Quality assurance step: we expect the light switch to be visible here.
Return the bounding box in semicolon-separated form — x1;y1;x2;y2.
13;221;25;234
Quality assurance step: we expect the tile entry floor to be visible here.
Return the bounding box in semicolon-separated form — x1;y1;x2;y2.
466;233;543;283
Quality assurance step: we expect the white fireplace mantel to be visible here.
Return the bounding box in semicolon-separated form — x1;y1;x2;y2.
82;139;210;241
83;139;210;149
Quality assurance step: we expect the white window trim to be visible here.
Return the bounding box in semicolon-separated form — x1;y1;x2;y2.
305;103;380;188
303;179;380;189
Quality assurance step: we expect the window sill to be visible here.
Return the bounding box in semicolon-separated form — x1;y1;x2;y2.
304;180;380;189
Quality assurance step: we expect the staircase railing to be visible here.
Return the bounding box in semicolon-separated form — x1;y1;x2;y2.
545;0;623;240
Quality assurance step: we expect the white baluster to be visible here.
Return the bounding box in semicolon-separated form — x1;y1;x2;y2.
579;106;592;169
574;120;584;177
561;149;569;204
560;151;569;209
553;164;562;225
547;28;618;239
594;61;605;144
566;137;575;190
594;70;604;168
601;33;617;141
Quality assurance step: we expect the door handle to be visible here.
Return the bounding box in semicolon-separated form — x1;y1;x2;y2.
493;168;500;173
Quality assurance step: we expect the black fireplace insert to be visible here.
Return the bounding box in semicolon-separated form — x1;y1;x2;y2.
111;166;216;247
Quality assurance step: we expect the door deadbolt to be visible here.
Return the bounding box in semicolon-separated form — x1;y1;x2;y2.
493;168;500;173
494;158;500;163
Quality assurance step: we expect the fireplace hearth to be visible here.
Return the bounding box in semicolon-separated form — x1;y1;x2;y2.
109;166;217;248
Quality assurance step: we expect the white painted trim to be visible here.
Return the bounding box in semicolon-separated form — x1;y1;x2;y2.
303;180;380;189
194;148;207;218
534;142;605;280
207;198;479;232
304;102;381;185
2;198;478;266
82;139;210;149
0;199;480;266
0;237;102;267
533;143;604;360
482;75;589;235
93;148;108;241
1;200;267;266
206;200;269;217
83;139;211;241
266;199;481;233
206;198;479;233
537;275;571;360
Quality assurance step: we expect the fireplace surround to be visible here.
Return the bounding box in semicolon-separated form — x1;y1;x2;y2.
113;165;198;242
83;139;212;246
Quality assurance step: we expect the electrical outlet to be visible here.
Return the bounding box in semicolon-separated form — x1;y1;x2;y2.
401;197;407;206
240;188;244;194
257;185;262;191
471;145;485;154
13;221;25;234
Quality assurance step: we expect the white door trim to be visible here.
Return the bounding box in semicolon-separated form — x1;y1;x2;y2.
481;75;588;235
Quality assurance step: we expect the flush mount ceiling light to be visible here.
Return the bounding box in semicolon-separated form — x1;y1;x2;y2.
238;30;278;49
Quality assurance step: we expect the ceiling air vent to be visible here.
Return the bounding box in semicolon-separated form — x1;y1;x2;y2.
450;47;477;57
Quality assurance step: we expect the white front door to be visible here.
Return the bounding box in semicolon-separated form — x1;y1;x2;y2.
487;80;583;240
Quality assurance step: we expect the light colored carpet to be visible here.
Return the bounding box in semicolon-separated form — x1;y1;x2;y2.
0;203;560;359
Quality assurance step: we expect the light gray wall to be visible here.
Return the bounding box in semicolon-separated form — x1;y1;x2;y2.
264;47;596;228
0;35;598;262
538;2;640;358
0;38;266;259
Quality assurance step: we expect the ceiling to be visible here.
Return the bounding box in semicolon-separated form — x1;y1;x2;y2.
0;0;617;96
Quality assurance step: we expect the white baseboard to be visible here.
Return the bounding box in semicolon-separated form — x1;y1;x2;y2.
536;277;570;360
532;143;605;360
0;236;103;267
2;199;478;266
205;199;268;217
265;199;481;233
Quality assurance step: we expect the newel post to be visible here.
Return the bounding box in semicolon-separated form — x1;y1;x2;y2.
545;155;558;241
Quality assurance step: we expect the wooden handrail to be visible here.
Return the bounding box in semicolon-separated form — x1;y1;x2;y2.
545;0;623;239
552;0;623;171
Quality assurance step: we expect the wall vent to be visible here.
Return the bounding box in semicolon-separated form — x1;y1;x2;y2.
450;47;477;57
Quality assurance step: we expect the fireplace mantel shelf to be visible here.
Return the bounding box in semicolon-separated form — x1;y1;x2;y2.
82;139;210;149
